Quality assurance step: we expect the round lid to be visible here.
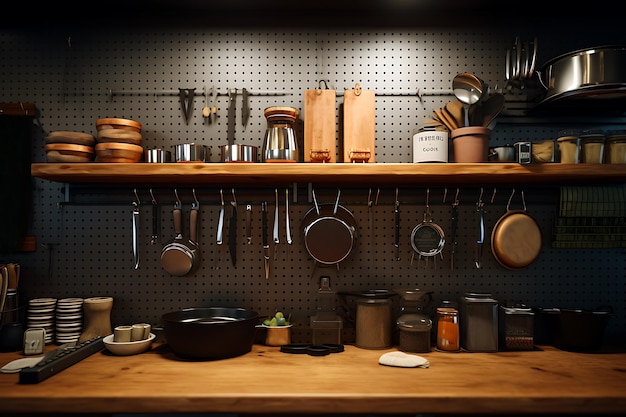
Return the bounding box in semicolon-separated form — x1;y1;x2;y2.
264;106;299;122
96;117;142;130
398;317;432;331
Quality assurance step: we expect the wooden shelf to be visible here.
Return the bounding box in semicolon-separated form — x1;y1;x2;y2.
31;162;626;188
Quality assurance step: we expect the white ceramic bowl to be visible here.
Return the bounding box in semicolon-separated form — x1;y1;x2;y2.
103;333;155;356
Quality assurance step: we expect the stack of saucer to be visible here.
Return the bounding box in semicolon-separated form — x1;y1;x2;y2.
55;298;84;344
27;298;57;345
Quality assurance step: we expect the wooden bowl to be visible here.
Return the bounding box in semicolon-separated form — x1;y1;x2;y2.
95;118;142;133
45;131;96;147
95;142;144;163
45;143;95;163
96;128;142;145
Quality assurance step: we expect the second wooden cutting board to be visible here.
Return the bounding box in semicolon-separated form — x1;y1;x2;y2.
342;84;375;163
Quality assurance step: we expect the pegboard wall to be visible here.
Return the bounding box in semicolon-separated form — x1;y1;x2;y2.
1;26;624;342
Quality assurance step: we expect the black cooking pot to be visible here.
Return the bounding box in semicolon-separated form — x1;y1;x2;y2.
162;307;259;360
553;306;613;352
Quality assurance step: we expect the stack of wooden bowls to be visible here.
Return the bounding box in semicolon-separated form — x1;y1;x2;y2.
45;131;96;162
95;118;143;162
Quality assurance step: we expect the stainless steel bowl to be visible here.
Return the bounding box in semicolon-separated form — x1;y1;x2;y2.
175;143;208;163
145;148;172;163
221;144;258;163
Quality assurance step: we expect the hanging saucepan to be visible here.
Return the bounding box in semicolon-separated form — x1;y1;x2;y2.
302;189;358;265
410;189;445;266
161;191;201;276
491;189;541;270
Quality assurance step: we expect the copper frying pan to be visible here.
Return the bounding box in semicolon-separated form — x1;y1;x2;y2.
491;189;542;270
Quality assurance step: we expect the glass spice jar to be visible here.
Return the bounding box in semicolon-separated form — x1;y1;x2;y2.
436;301;460;352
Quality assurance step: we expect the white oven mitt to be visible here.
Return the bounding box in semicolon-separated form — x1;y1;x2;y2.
0;356;44;373
379;351;430;368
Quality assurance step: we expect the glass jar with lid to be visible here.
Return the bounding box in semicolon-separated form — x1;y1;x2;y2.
556;129;580;163
436;300;460;352
605;130;626;164
579;129;605;164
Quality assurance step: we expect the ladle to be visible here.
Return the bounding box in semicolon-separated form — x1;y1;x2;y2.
452;73;484;127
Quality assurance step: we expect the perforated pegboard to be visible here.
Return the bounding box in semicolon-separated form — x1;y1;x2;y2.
1;27;624;342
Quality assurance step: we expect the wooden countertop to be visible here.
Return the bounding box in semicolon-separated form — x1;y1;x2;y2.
1;343;625;415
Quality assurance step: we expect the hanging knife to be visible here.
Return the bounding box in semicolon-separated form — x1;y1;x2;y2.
262;201;270;280
132;200;140;269
450;197;459;270
229;190;237;268
227;88;237;147
285;188;292;246
241;87;249;128
393;188;400;261
217;189;224;245
150;191;158;245
475;196;485;269
245;204;252;245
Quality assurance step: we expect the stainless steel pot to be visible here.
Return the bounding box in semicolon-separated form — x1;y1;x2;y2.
537;45;626;108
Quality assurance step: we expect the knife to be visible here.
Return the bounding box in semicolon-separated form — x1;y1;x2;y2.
262;201;270;280
450;198;459;270
393;189;400;261
227;88;237;147
211;85;218;124
475;198;485;269
241;87;249;128
229;193;238;268
245;204;252;245
132;200;140;269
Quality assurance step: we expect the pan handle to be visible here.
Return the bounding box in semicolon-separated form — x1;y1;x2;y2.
333;188;341;215
190;190;199;244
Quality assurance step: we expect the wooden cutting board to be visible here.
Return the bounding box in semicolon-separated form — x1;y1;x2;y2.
342;83;375;163
304;89;336;162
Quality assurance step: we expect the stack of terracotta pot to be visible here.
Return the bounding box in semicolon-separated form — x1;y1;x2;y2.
44;131;96;162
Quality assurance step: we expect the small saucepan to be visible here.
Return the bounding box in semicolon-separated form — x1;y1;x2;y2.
302;189;358;265
221;144;258;163
161;192;201;276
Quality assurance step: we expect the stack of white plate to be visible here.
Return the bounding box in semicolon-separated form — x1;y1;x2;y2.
27;298;57;345
55;298;84;344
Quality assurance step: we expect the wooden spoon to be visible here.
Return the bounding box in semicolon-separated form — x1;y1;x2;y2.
444;100;464;130
202;86;211;118
481;93;505;128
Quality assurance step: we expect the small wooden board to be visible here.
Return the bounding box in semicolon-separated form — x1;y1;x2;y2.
342;84;375;163
304;89;336;162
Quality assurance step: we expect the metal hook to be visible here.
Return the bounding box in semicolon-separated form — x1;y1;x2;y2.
425;188;430;209
192;188;199;205
231;188;237;204
219;189;224;207
454;188;460;205
368;188;373;208
133;188;140;206
490;188;497;204
477;188;484;205
375;188;380;205
149;189;157;205
443;188;448;204
318;80;328;90
174;189;181;205
506;188;516;210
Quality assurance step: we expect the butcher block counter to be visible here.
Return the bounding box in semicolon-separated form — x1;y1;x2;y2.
1;342;625;415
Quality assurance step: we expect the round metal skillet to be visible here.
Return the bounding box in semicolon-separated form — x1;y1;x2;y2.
490;190;542;270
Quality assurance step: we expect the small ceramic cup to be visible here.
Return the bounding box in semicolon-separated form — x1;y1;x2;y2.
113;325;133;343
131;323;151;341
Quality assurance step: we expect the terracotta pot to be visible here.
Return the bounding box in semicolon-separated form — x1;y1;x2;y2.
451;126;490;162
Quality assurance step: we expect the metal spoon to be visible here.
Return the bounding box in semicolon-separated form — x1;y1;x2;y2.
452;73;484;127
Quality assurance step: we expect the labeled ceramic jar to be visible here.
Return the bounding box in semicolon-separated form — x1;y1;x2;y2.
412;122;448;163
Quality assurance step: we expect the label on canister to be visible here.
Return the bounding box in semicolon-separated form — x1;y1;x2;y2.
413;131;448;163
